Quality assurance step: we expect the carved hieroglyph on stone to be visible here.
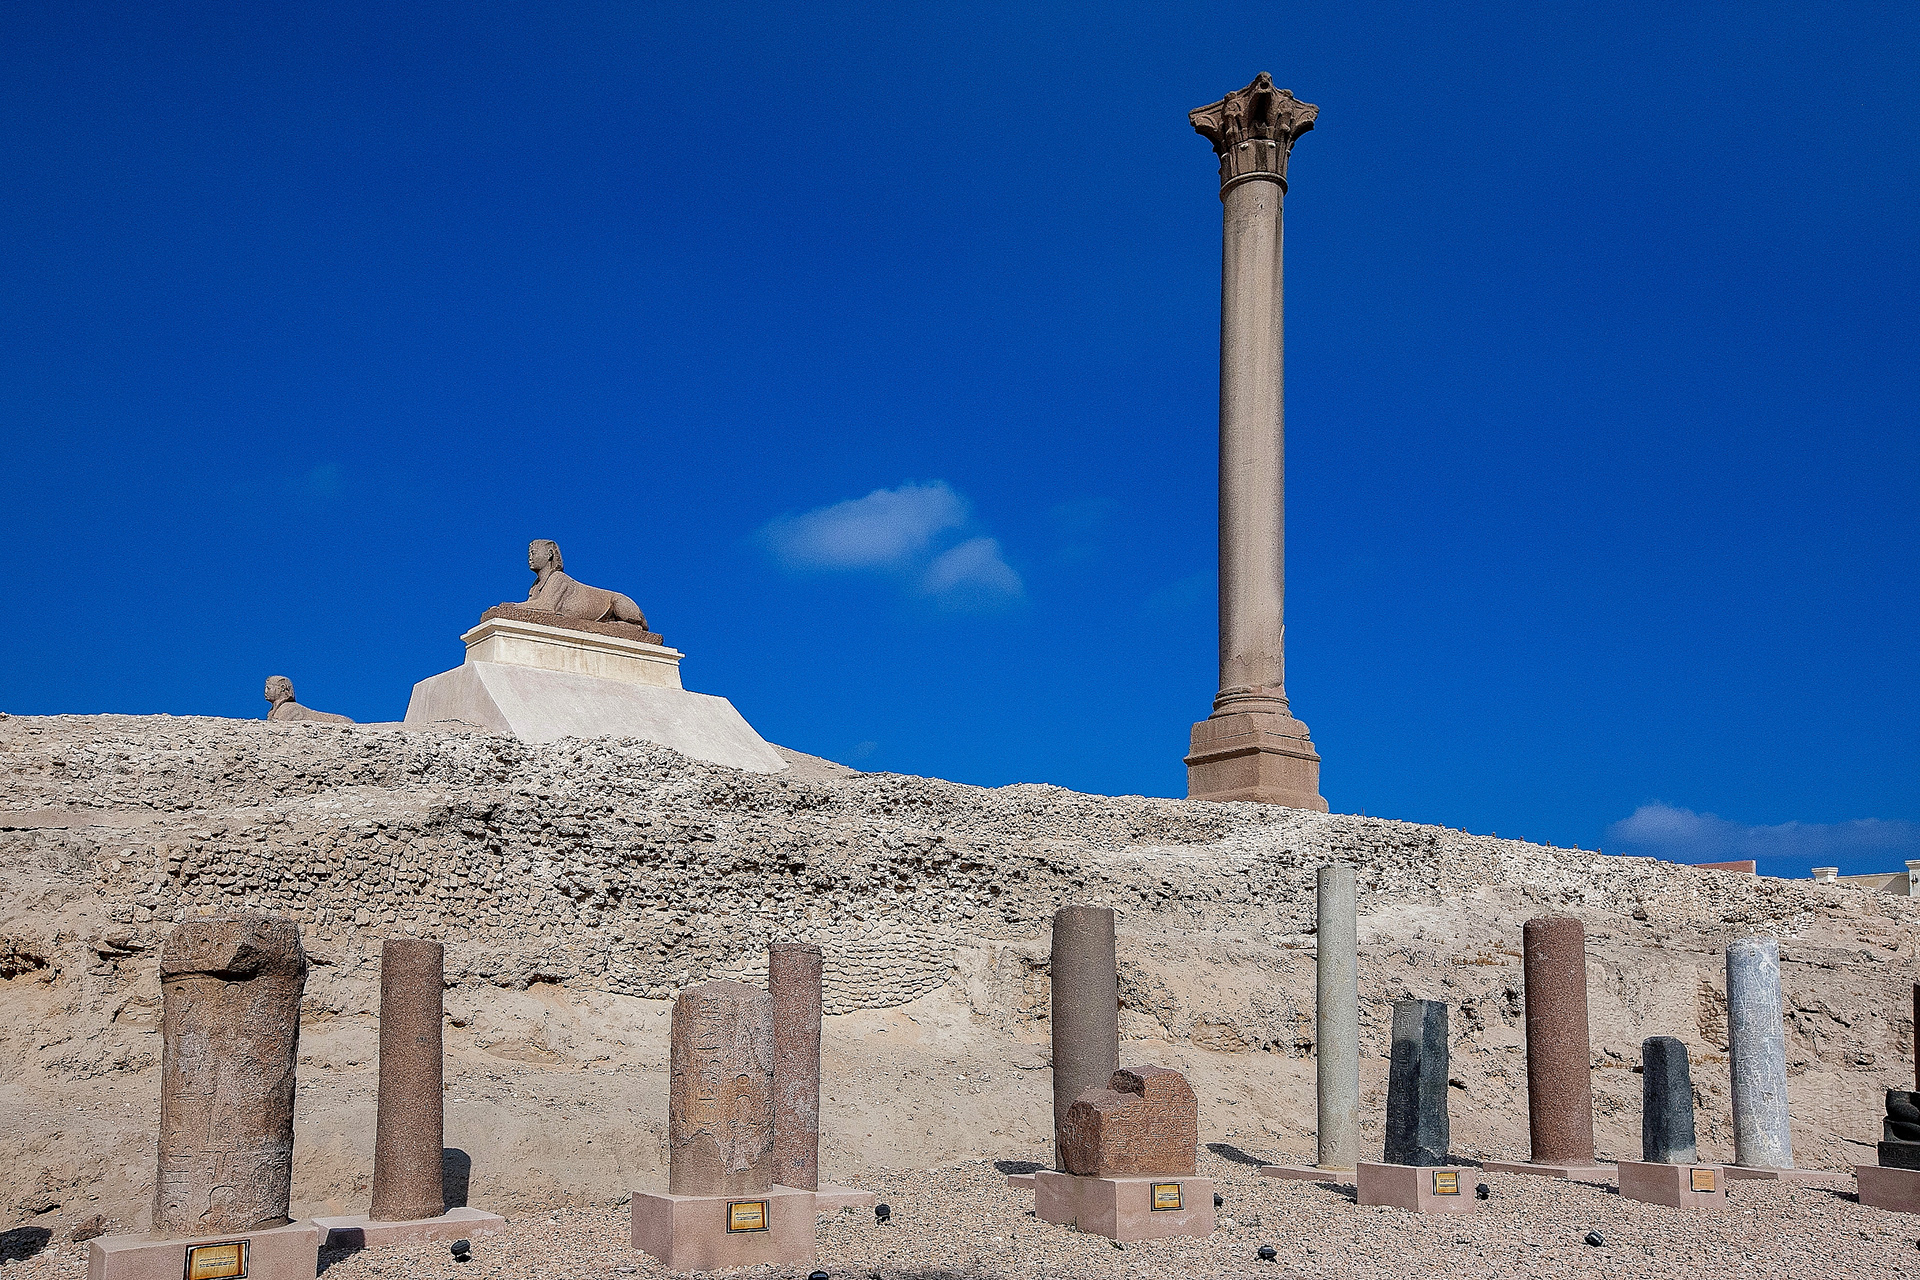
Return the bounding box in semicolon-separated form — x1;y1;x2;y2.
264;676;352;725
523;540;649;629
154;915;307;1237
667;980;776;1196
1058;1067;1199;1177
769;943;823;1191
1183;74;1327;811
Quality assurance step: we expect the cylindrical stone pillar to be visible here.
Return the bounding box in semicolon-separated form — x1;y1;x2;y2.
1050;905;1119;1169
153;914;307;1237
1727;936;1794;1169
769;942;822;1191
667;980;776;1196
1521;915;1596;1166
369;938;447;1222
1315;864;1359;1169
1641;1035;1698;1165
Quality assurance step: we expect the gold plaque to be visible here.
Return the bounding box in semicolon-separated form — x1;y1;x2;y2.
1150;1182;1183;1211
1690;1168;1716;1193
183;1241;248;1280
726;1200;769;1233
1431;1171;1460;1196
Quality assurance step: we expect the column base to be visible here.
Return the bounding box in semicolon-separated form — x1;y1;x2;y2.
87;1220;320;1280
629;1185;815;1271
812;1184;877;1213
1356;1163;1475;1214
1481;1159;1615;1183
1616;1162;1726;1210
1005;1172;1038;1190
1033;1172;1214;1241
1186;709;1326;809
1258;1163;1354;1182
1720;1165;1850;1183
1857;1165;1920;1213
312;1206;506;1249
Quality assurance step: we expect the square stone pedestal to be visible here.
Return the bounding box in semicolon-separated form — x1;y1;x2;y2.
1005;1172;1037;1190
1720;1165;1851;1184
1033;1172;1214;1242
88;1220;320;1280
629;1186;815;1272
1857;1165;1920;1214
1481;1159;1616;1183
312;1205;506;1249
1356;1163;1475;1214
1185;710;1326;809
1259;1163;1354;1183
812;1184;877;1214
1616;1162;1726;1210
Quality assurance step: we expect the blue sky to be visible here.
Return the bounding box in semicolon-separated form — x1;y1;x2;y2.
2;2;1915;877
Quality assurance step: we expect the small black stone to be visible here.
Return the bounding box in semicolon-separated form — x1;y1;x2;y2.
1475;1183;1490;1200
808;1272;830;1280
1257;1244;1278;1262
1213;1192;1224;1207
874;1203;891;1224
1584;1231;1605;1247
449;1238;472;1262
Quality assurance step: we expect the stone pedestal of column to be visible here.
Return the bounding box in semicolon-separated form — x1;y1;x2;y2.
87;1221;321;1280
628;1186;817;1272
312;1206;506;1250
1355;1163;1475;1214
1616;1162;1726;1210
1033;1172;1214;1241
1857;1165;1920;1213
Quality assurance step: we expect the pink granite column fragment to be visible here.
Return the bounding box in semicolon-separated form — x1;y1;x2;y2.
1521;915;1596;1165
769;943;823;1191
667;980;776;1196
369;939;447;1221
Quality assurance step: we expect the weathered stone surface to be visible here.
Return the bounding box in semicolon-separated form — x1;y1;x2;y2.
769;942;822;1191
1880;1090;1920;1169
1641;1036;1698;1165
369;938;447;1221
1727;936;1794;1169
479;602;663;646
1057;1067;1198;1177
1383;998;1448;1167
1050;905;1119;1169
667;980;774;1196
1522;915;1596;1165
153;914;307;1237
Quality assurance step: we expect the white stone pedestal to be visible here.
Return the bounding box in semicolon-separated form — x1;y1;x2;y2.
88;1220;320;1280
459;615;685;688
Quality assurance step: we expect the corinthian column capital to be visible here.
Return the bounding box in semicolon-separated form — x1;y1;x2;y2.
1189;73;1318;195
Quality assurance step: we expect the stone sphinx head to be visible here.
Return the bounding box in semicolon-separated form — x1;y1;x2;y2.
264;675;295;709
529;539;563;575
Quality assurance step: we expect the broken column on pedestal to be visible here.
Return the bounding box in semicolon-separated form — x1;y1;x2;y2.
1484;916;1611;1180
1037;1066;1214;1241
1357;998;1470;1213
1855;978;1920;1211
314;938;504;1248
769;942;873;1212
1049;906;1120;1170
1617;1036;1726;1209
88;915;322;1280
1722;936;1844;1184
632;979;815;1270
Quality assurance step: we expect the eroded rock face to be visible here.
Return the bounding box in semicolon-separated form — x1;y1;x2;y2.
1057;1066;1197;1177
667;980;774;1196
153;914;306;1236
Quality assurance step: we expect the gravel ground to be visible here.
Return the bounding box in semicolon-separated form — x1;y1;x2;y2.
7;1148;1918;1279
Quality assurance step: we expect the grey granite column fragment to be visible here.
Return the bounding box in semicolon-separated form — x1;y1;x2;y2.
1316;864;1359;1169
1050;905;1119;1169
1521;915;1596;1165
1640;1036;1697;1165
668;980;776;1195
370;939;447;1222
769;942;823;1191
153;914;307;1237
1383;998;1448;1166
1727;936;1794;1169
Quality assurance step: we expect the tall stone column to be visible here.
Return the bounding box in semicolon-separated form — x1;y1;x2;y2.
153;915;307;1236
1184;73;1327;811
768;943;822;1191
1726;937;1794;1169
1520;916;1596;1165
667;980;776;1196
1049;906;1119;1169
369;939;447;1222
1315;864;1359;1169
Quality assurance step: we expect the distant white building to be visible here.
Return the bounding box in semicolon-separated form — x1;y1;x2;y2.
1808;860;1920;896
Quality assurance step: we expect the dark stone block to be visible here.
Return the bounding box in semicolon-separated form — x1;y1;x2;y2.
1886;1119;1920;1143
1887;1090;1920;1125
1640;1035;1697;1164
1384;998;1448;1167
1879;1141;1920;1171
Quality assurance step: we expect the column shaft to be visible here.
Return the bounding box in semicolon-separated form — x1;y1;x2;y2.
1640;1035;1698;1165
769;943;823;1191
1049;906;1119;1169
1727;937;1794;1169
370;938;447;1222
1315;864;1358;1169
1521;915;1596;1165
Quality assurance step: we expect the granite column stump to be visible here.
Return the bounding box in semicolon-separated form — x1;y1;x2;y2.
1354;999;1473;1214
769;942;874;1213
1260;864;1358;1182
89;916;322;1280
1616;1036;1724;1210
1720;938;1847;1184
1049;906;1120;1172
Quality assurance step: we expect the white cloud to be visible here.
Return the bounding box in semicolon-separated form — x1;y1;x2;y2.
761;482;967;571
918;537;1024;608
1604;802;1920;871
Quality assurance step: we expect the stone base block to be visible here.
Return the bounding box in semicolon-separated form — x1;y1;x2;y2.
1616;1162;1727;1210
1481;1159;1616;1183
1356;1163;1476;1214
312;1206;506;1249
88;1220;320;1280
1258;1164;1354;1183
1033;1172;1214;1242
1857;1165;1920;1214
812;1184;877;1214
629;1186;815;1272
1185;710;1326;809
1005;1173;1037;1190
1720;1165;1850;1183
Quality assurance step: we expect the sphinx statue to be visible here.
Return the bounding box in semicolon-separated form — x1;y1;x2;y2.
264;675;352;724
522;539;649;630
